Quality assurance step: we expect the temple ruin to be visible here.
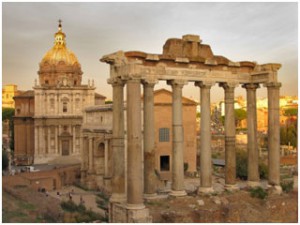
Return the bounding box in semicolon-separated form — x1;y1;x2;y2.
100;34;282;222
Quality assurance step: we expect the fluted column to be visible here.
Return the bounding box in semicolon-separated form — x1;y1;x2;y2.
220;82;239;190
265;82;282;192
243;83;260;187
195;81;215;194
126;78;145;209
167;79;187;197
108;78;126;203
142;79;158;198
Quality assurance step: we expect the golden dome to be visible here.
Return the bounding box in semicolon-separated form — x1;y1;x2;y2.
40;20;80;67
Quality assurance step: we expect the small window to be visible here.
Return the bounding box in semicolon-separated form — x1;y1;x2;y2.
159;128;170;142
160;155;170;171
45;80;49;85
63;102;67;113
17;108;21;114
74;80;77;86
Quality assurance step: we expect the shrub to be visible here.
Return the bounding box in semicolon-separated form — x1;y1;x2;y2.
184;162;189;172
259;162;268;179
236;150;268;180
249;186;268;199
281;180;294;193
61;200;78;212
2;150;9;170
236;150;248;180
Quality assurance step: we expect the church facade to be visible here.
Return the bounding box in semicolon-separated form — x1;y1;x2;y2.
14;21;105;165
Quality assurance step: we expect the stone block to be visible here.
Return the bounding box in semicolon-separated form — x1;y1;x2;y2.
182;34;201;43
127;207;152;223
197;199;205;206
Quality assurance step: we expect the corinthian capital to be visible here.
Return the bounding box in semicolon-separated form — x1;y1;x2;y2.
264;82;282;89
219;82;238;90
167;79;188;88
107;77;125;87
142;78;158;87
194;81;215;89
242;83;260;90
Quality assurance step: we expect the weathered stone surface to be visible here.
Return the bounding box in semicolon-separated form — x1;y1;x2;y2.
197;199;205;206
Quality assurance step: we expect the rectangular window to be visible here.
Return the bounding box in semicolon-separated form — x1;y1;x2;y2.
159;128;170;142
160;155;170;171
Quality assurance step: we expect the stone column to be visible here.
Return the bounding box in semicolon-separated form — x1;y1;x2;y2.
104;139;109;177
195;81;215;194
108;78;126;203
80;136;86;183
167;79;187;197
72;126;76;154
34;126;39;157
142;79;158;198
88;136;94;173
220;82;239;191
126;78;145;208
55;126;58;154
243;83;260;187
265;82;282;193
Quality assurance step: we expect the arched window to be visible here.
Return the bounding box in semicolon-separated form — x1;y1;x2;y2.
63;102;67;113
96;143;105;157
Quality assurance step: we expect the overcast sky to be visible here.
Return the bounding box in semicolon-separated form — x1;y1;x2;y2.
2;2;298;102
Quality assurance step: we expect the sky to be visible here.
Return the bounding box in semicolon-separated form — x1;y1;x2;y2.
2;2;298;103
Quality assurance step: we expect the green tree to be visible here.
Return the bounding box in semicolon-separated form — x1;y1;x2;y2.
2;108;15;150
235;108;247;127
2;108;14;121
283;108;298;117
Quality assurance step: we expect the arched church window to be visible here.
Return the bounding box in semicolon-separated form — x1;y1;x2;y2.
63;102;67;113
96;143;105;157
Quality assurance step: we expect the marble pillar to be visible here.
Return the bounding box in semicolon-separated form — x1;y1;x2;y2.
195;81;215;194
265;82;282;192
126;78;145;209
108;78;126;203
167;79;187;197
142;79;158;198
220;82;239;190
243;83;260;187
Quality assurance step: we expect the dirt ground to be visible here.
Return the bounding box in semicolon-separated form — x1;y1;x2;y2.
2;174;298;223
146;189;298;223
2;185;63;222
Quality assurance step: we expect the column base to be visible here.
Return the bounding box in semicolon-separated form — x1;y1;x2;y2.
144;193;158;200
267;184;282;195
127;205;152;223
126;203;145;210
198;186;214;194
247;181;261;188
110;193;126;203
109;202;152;222
169;190;187;197
225;184;239;192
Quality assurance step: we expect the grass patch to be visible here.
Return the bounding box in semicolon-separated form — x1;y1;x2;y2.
61;200;107;222
249;186;268;200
